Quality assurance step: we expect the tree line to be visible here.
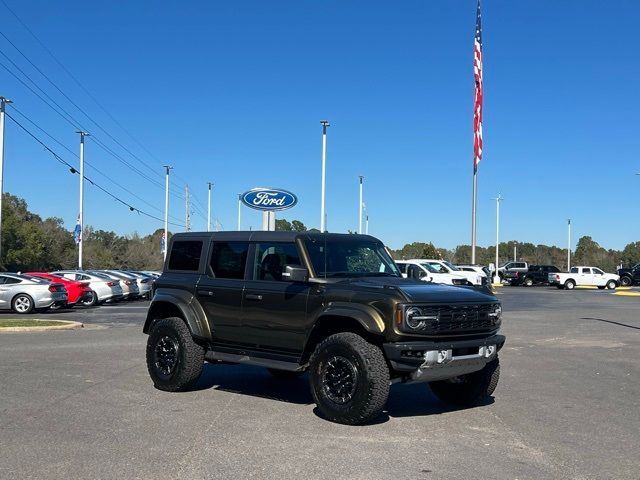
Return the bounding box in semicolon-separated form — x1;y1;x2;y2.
1;199;637;274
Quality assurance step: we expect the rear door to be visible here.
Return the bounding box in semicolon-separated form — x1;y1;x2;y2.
241;241;311;354
197;240;250;348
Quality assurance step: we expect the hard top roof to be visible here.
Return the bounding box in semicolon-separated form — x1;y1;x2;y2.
169;231;381;243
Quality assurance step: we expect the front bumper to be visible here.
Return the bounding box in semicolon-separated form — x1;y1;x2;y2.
384;334;506;383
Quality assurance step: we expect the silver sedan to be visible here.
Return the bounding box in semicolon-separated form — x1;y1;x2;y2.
0;273;68;314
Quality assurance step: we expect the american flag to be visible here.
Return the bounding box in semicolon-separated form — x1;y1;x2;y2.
473;0;483;172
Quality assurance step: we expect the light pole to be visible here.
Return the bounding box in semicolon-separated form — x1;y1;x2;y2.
207;182;213;232
493;194;503;285
163;165;172;261
567;219;571;271
363;202;369;235
320;120;329;232
237;193;242;230
0;96;11;265
358;176;364;234
77;131;89;269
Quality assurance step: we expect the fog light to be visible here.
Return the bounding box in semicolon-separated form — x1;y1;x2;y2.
484;345;496;358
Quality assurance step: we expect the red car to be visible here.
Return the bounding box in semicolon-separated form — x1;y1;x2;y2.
24;272;93;307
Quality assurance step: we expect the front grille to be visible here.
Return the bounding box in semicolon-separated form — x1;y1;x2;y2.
417;304;499;334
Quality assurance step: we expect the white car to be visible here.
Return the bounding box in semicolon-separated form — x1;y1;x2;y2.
395;260;470;286
422;259;484;286
457;265;490;280
548;266;620;290
51;271;124;305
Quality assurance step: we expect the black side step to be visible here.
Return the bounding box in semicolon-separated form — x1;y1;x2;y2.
205;350;304;372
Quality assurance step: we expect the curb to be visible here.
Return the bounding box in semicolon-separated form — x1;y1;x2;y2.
613;291;640;297
0;320;84;333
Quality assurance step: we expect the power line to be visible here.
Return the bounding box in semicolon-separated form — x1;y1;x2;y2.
5;111;186;228
0;36;188;204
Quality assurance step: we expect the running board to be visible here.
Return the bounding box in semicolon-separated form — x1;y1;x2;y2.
205;350;304;372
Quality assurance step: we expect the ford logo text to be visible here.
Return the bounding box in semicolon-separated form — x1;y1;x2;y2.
241;188;298;211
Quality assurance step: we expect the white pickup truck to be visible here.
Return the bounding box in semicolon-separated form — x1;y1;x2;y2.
548;266;620;290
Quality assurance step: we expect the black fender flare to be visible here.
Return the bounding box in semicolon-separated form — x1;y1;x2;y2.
143;289;211;341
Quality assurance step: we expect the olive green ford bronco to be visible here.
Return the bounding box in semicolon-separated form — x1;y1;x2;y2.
144;232;505;425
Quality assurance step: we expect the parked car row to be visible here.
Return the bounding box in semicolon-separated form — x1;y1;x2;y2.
499;263;621;290
395;259;490;287
0;269;160;314
617;263;640;286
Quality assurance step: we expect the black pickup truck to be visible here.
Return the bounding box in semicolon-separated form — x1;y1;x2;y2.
504;264;560;286
143;232;505;425
617;263;640;287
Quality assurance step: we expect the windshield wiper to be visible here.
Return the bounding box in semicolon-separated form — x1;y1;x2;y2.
366;272;399;277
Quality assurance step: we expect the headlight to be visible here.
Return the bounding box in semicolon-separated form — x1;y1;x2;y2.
404;306;439;331
405;307;426;329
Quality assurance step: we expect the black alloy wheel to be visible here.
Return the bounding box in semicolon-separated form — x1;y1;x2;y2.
321;356;359;404
154;335;180;377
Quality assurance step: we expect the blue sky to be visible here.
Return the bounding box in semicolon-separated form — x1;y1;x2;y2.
0;1;638;251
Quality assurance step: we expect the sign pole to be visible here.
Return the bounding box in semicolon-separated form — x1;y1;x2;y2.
320;120;329;232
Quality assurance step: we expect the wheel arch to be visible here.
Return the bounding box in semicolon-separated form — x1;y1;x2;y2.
143;290;211;341
301;313;384;365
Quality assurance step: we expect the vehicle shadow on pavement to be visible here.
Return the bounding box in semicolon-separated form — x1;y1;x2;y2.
385;384;495;418
191;363;314;405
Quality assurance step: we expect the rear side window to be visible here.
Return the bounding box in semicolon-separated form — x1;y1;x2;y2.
396;263;407;274
209;242;249;279
168;241;203;271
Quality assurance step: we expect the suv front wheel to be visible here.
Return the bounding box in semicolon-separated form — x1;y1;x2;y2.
146;317;205;392
309;332;389;425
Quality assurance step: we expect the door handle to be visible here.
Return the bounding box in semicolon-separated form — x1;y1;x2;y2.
245;294;263;301
197;289;214;297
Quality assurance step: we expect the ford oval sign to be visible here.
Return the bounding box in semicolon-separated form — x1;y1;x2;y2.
241;188;298;211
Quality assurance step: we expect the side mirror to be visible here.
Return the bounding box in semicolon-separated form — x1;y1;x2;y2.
282;265;309;282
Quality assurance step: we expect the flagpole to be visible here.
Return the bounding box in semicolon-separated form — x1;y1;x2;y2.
471;168;477;264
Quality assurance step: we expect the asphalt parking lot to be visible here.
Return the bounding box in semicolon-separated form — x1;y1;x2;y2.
1;288;639;480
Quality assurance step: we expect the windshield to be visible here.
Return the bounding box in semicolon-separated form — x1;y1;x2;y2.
304;237;400;278
443;261;459;271
420;263;439;273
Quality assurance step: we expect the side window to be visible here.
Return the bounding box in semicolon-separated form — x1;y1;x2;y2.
4;277;21;284
550;266;559;272
397;263;407;274
168;240;203;271
581;268;591;274
253;243;301;281
209;242;249;279
407;265;420;279
570;267;579;273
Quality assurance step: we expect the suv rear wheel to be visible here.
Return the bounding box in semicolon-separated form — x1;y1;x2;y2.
146;317;204;392
429;357;500;407
564;279;576;290
309;332;389;425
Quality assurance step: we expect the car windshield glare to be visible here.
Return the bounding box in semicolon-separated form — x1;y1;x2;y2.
304;237;400;278
420;263;439;273
443;261;459;271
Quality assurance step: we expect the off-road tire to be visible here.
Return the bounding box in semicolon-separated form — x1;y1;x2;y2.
564;279;576;290
524;277;534;287
146;317;204;392
309;332;389;425
606;280;617;290
267;368;304;379
429;357;500;407
620;276;632;287
12;294;34;314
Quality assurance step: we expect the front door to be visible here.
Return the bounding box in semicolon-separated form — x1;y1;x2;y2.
197;240;250;348
242;242;311;354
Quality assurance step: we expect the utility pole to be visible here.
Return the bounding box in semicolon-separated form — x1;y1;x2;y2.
163;165;172;261
493;194;503;285
567;219;571;271
358;176;364;234
237;193;242;230
76;131;89;269
320;120;329;232
207;182;213;232
514;242;517;261
185;185;191;232
0;96;11;265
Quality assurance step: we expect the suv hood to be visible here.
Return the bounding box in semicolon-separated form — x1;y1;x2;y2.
330;276;497;304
